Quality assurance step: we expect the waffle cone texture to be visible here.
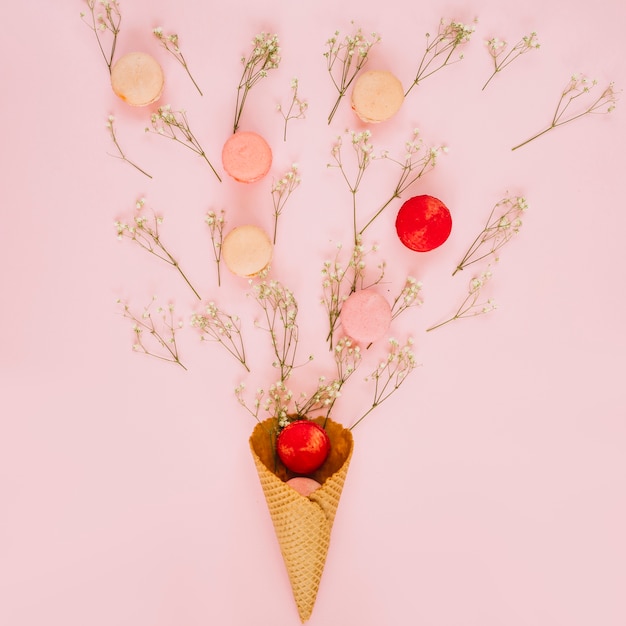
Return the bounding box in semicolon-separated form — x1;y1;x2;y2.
249;417;354;622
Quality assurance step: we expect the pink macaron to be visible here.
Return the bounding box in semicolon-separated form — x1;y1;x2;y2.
340;289;392;344
286;476;322;497
221;131;272;183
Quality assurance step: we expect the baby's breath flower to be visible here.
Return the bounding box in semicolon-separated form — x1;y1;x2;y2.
295;336;363;421
454;195;527;275
115;199;201;300
391;276;424;320
146;105;222;181
234;32;281;132
153;26;203;95
81;0;121;74
324;24;381;124
191;302;248;371
361;129;445;235
119;296;187;369
205;209;226;286
277;77;308;141
105;115;152;178
351;336;417;429
405;17;477;97
251;279;303;383
512;74;619;150
328;130;378;244
427;268;497;331
271;164;301;244
321;236;385;347
482;31;540;90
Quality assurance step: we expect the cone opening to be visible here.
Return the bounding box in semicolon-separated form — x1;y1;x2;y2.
250;417;353;485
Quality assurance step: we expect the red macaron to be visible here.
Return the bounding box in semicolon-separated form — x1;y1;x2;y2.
395;195;452;252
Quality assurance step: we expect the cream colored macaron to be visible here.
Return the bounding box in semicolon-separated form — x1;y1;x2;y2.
222;225;273;277
351;70;404;123
111;52;164;106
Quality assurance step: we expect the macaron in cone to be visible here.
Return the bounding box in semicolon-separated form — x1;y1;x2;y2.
249;417;354;622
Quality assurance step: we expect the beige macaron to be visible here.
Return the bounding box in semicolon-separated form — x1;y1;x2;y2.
111;52;164;107
222;225;273;277
351;70;404;123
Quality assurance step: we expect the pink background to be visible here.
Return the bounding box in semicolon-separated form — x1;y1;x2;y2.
2;0;625;625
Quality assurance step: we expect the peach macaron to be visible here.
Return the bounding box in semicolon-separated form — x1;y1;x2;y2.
351;70;404;123
340;289;392;344
221;225;273;277
110;52;164;107
222;131;272;183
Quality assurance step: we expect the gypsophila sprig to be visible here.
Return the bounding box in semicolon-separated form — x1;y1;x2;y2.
361;129;446;235
106;115;152;178
390;276;423;320
482;32;540;90
233;33;281;133
251;279;309;383
296;337;362;422
81;0;121;74
205;210;226;286
324;24;381;124
277;78;308;141
512;75;619;150
118;297;187;369
405;18;476;97
191;302;249;371
328;130;376;244
153;27;203;96
321;238;385;347
146;105;222;181
115;198;201;300
454;196;527;276
351;337;417;429
271;164;301;244
427;268;497;332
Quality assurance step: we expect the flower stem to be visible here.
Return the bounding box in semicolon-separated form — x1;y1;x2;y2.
511;125;553;151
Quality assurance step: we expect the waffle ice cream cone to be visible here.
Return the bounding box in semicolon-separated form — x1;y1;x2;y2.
249;417;354;622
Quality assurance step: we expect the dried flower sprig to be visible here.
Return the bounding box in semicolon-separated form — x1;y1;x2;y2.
205;210;226;286
426;268;497;332
80;0;121;75
512;75;619;150
191;302;249;371
271;164;301;244
482;32;540;91
115;198;201;300
351;337;417;429
321;238;385;347
360;129;446;235
105;115;152;178
146;105;222;182
454;196;527;276
390;277;423;320
296;337;362;422
251;279;310;383
235;336;362;428
153;27;203;96
328;130;376;244
119;297;186;369
324;24;381;124
233;32;281;133
405;18;476;97
277;78;308;141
